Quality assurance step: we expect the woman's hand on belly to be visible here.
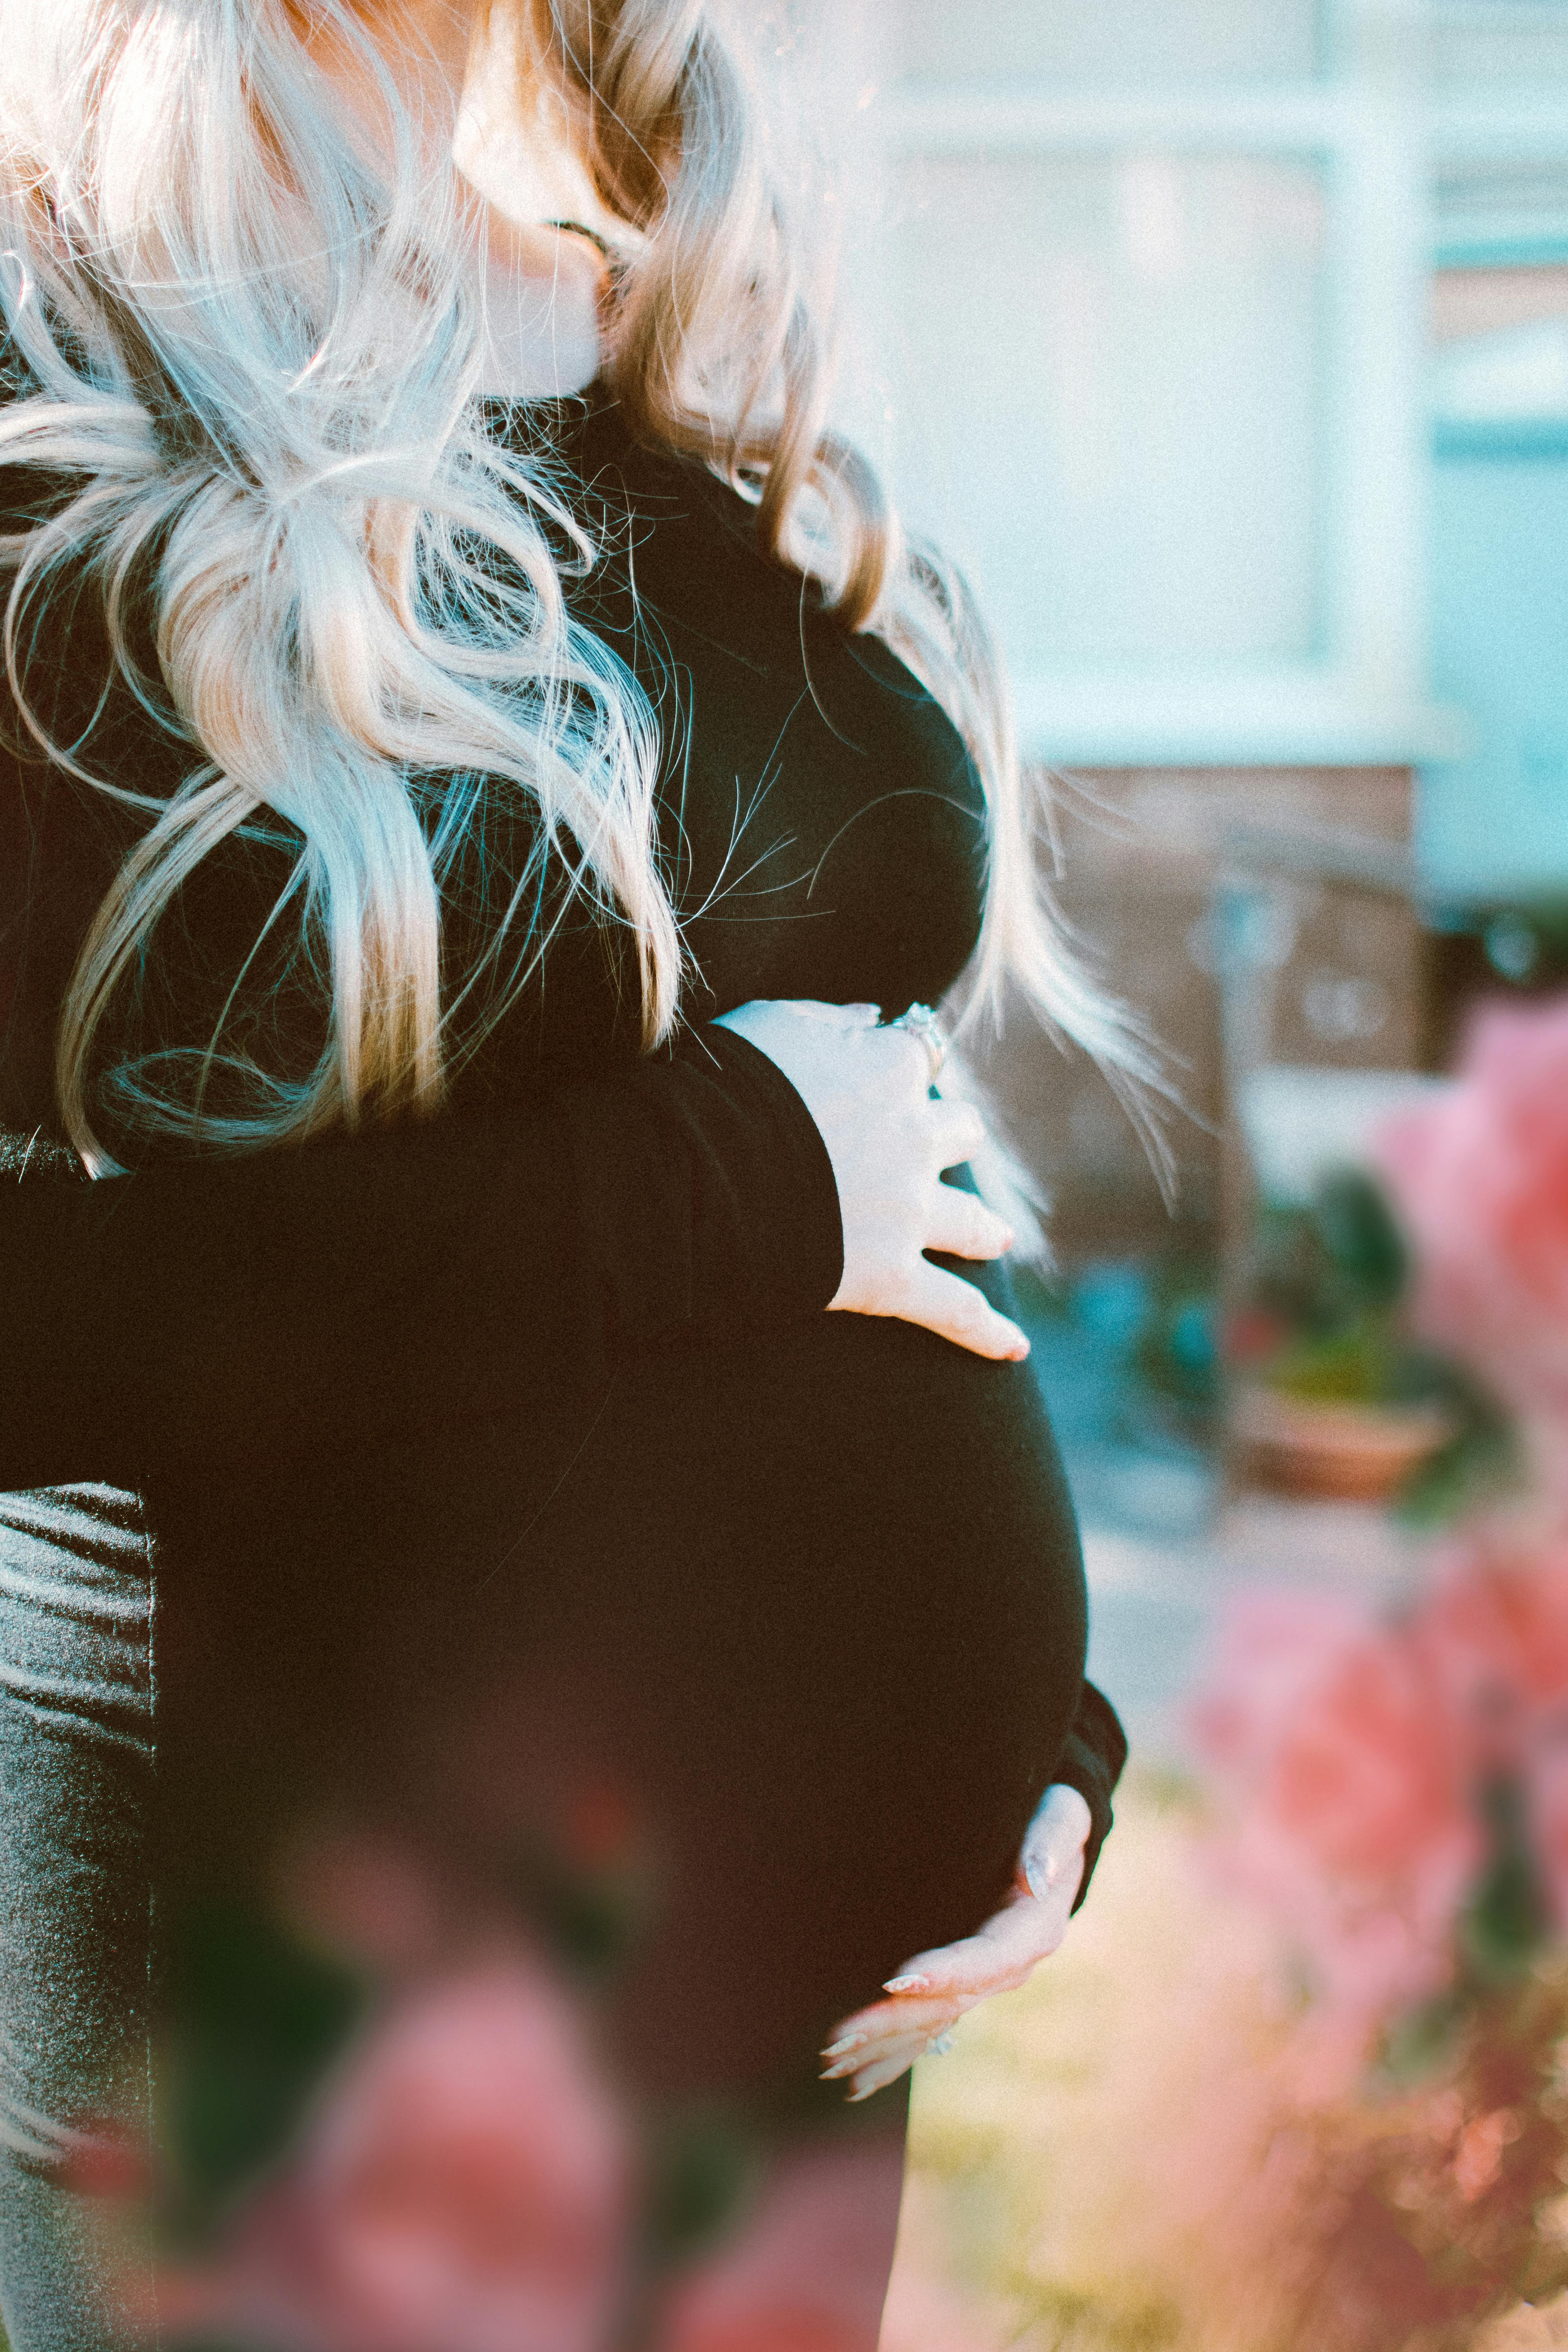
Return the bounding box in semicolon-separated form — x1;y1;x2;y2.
712;998;1029;1362
818;1783;1094;2102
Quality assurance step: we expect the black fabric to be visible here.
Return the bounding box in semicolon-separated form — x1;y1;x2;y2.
0;385;1125;2031
0;1025;842;1491
1054;1676;1129;1909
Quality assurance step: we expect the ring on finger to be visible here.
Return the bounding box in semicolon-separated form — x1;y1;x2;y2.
893;1001;946;1081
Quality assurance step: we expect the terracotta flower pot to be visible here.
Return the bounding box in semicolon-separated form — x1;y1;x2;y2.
1230;1383;1455;1504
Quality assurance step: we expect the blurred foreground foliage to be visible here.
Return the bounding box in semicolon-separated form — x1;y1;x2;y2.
885;1779;1568;2352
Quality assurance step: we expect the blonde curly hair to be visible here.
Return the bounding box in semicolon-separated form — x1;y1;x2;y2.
0;0;1160;1176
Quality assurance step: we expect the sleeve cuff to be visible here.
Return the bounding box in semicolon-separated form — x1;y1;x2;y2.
1052;1681;1130;1914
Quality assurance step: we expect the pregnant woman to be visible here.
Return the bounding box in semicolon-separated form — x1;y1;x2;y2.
0;0;1140;2342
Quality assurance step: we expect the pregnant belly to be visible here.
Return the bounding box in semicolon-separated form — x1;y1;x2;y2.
151;1309;1087;2100
461;1311;1086;2089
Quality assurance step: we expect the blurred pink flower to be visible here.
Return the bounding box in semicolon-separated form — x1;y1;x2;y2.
1376;998;1568;1452
1417;1519;1568;1726
1263;1625;1470;1887
181;1955;634;2352
1524;1723;1568;1933
1416;1519;1568;1927
1190;1590;1371;1780
1194;1592;1483;2040
654;2138;906;2352
1197;1515;1568;2059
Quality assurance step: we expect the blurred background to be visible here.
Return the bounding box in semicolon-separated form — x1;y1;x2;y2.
771;3;1568;2344
770;0;1568;1727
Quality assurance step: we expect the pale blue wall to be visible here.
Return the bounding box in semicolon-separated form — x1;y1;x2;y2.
1422;431;1568;903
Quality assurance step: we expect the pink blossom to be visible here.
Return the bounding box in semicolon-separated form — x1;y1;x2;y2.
1376;997;1568;1447
1263;1626;1470;1883
1190;1590;1373;1782
1193;1594;1483;2039
653;2138;906;2352
181;1955;635;2352
1417;1519;1568;1729
1524;1723;1568;1932
1415;1520;1568;1927
1196;1512;1568;2052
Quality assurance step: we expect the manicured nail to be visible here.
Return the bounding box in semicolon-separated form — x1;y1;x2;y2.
820;2055;862;2081
846;2081;882;2103
1007;1338;1031;1362
884;1974;930;1994
926;2031;955;2056
1025;1854;1059;1900
822;2032;868;2059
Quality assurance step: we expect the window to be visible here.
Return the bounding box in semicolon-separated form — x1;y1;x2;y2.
1423;5;1568;897
894;0;1322;85
806;0;1568;766
879;150;1327;672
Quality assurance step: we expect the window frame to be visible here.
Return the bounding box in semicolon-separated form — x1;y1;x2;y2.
835;0;1501;766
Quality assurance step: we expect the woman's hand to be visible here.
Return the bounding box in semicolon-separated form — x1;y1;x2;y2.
818;1783;1093;2101
711;999;1029;1363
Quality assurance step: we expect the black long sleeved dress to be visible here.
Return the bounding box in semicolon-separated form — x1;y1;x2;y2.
0;385;1124;2165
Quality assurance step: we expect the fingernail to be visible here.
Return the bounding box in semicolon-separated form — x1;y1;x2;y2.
821;2033;868;2059
926;2031;955;2056
820;2058;861;2081
846;2081;882;2103
884;1974;930;1994
1007;1338;1031;1362
1025;1856;1057;1900
1001;1229;1016;1252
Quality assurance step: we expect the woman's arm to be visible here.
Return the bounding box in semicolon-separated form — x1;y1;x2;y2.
1;1003;1029;1492
0;1026;846;1492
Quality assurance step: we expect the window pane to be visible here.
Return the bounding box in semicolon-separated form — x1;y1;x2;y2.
1427;266;1568;901
1436;2;1568;85
871;153;1327;670
893;0;1321;85
1432;264;1568;365
1437;160;1568;268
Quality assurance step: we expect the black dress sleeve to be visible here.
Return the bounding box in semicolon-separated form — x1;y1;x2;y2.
1053;1678;1129;1911
0;1026;844;1492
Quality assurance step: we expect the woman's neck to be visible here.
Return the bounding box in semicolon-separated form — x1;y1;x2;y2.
317;1;605;399
475;211;605;403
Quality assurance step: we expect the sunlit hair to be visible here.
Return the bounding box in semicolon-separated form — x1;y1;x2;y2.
0;0;1163;1184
